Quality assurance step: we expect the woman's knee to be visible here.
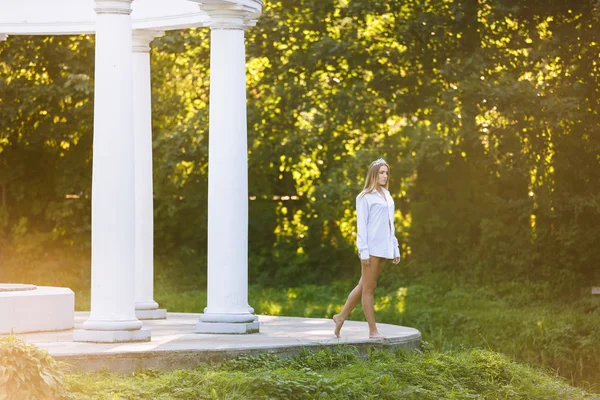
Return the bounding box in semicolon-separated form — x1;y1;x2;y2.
362;282;377;295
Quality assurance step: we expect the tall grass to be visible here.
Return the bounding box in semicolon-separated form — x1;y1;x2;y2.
66;347;598;399
1;253;598;392
151;276;600;392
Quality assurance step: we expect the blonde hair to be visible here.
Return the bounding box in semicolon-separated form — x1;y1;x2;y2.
359;158;390;197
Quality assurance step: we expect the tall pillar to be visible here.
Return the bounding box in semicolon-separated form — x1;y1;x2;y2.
195;6;258;334
132;29;166;320
243;19;258;323
74;0;150;343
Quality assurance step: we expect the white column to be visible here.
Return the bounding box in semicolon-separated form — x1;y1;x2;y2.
195;7;258;334
244;19;258;323
0;34;7;41
74;0;150;343
132;29;167;320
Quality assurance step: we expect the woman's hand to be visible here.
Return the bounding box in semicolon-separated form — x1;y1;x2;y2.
361;258;371;268
392;256;400;265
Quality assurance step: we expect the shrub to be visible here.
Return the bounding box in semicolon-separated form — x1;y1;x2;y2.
0;335;67;400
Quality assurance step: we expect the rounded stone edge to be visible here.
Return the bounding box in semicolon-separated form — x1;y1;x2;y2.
54;332;422;373
0;287;74;334
0;283;37;292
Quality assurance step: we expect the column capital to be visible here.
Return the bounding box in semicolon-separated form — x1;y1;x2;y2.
195;1;261;30
94;0;133;15
205;8;247;30
132;30;164;53
243;19;258;31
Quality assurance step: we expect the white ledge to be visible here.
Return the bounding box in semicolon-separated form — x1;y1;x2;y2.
0;0;211;35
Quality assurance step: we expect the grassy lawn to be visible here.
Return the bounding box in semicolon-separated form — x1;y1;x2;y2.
2;257;598;397
137;274;599;393
66;347;597;399
69;271;600;394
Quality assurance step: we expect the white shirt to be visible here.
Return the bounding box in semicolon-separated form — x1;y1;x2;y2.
356;187;400;260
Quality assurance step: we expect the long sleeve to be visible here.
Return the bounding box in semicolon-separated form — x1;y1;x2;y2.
393;234;400;259
356;194;370;260
389;191;401;260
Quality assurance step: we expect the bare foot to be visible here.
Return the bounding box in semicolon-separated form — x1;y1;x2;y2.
369;331;385;339
333;314;344;338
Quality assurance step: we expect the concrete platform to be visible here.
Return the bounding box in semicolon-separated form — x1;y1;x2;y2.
9;312;421;373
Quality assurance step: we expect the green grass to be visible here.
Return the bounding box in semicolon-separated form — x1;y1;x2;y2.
145;278;600;393
65;347;598;399
2;254;599;395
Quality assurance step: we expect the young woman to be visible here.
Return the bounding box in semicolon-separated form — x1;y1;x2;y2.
333;158;401;339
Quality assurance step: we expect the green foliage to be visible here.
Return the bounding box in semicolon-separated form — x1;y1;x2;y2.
149;272;599;392
2;1;600;285
0;256;597;391
149;29;211;260
2;3;600;396
0;35;94;252
0;335;68;400
224;347;359;373
65;347;598;399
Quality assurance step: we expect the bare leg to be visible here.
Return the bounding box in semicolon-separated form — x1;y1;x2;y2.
333;278;363;337
361;256;385;338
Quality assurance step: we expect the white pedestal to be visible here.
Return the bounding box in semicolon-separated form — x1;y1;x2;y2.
0;286;74;334
73;329;150;343
195;320;259;334
136;309;167;320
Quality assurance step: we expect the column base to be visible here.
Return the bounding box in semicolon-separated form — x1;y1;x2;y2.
136;308;167;320
135;300;159;310
246;306;258;322
200;311;255;323
195;321;259;334
73;328;151;343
